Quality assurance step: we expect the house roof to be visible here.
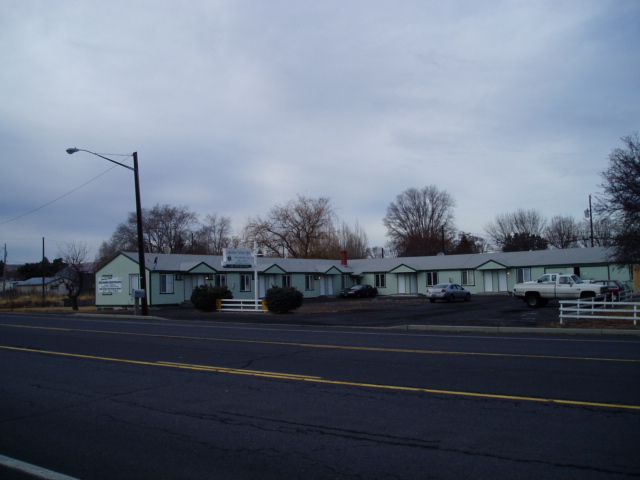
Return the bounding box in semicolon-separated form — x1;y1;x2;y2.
118;246;618;275
15;277;60;286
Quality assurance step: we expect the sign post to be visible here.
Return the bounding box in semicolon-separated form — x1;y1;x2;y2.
253;242;259;310
222;247;260;310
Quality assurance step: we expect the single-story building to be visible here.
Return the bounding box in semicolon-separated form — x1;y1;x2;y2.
13;277;71;295
95;247;634;309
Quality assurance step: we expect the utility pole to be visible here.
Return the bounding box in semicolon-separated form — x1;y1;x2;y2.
2;244;6;296
589;195;594;248
42;237;46;306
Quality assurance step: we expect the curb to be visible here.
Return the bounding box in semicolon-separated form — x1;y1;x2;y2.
69;313;640;335
73;313;169;321
388;325;640;335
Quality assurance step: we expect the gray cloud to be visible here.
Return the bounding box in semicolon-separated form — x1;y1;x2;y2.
1;0;638;263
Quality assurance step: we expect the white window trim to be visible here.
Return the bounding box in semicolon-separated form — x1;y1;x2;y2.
462;270;475;286
240;274;251;292
160;274;174;294
305;275;315;291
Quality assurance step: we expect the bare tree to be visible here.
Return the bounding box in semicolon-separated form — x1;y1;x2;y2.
97;204;199;264
383;186;456;257
193;214;233;255
337;222;370;259
579;215;620;247
485;209;547;251
451;232;489;254
545;215;580;249
57;242;91;311
243;195;337;258
143;204;198;253
596;133;640;263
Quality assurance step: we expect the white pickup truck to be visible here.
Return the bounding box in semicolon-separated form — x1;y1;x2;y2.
513;273;608;308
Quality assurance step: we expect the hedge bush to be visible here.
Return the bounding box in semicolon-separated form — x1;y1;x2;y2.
264;286;303;314
190;285;233;312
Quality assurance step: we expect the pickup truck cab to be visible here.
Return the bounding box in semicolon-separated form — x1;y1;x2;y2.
513;274;608;308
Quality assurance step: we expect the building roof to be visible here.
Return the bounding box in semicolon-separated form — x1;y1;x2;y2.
15;277;60;286
118;247;619;275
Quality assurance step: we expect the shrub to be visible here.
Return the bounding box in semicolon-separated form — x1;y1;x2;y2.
190;285;233;312
264;286;303;314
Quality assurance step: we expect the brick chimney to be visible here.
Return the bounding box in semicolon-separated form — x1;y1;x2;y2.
340;251;348;266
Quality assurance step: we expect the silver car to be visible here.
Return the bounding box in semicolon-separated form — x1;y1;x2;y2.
427;283;471;303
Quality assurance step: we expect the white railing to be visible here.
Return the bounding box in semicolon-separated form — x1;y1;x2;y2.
559;289;640;325
219;299;267;312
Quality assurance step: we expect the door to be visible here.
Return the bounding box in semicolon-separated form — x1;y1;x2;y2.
484;271;493;292
410;274;418;294
398;274;406;294
326;277;334;296
498;270;507;291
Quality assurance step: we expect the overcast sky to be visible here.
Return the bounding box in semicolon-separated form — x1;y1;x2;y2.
1;0;638;265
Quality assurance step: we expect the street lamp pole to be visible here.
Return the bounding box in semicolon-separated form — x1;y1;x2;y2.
66;148;148;315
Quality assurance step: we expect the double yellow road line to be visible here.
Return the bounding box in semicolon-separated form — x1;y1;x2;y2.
2;343;639;411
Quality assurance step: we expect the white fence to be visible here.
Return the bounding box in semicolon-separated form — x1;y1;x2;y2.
219;299;267;312
559;289;640;325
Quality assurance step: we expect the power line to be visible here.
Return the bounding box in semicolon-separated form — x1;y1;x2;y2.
0;164;123;226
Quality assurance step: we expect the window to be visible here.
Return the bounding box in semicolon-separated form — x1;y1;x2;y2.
305;275;315;291
160;274;174;294
516;268;531;283
282;275;291;287
240;274;251;292
461;270;475;285
341;275;350;289
129;274;139;295
426;271;438;286
215;274;227;287
375;274;386;288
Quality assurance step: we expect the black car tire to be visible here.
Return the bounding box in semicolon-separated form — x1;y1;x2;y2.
429;298;436;303
465;293;471;301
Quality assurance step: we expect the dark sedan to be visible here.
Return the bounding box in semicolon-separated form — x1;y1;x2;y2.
340;284;378;298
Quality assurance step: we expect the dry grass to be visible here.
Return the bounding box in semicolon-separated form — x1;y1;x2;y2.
0;292;97;313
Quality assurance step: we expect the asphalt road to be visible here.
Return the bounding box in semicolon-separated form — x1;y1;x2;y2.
1;312;639;479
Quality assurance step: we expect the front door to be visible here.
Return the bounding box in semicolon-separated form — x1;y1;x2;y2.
398;274;406;294
498;270;507;291
484;271;493;292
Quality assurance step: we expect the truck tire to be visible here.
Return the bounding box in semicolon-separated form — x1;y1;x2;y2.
525;293;542;308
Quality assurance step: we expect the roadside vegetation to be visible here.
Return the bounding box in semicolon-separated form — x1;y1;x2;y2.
0;292;96;313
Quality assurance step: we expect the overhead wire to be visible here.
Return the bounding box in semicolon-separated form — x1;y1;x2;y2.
0;160;131;226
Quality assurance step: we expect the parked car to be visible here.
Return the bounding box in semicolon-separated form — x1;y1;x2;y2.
427;283;471;303
340;284;378;298
591;279;627;301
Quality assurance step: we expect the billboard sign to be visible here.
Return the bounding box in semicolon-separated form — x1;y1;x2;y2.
222;248;253;268
98;276;122;294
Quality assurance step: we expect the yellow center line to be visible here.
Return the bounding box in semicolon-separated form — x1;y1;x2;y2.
1;323;639;363
2;345;639;411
